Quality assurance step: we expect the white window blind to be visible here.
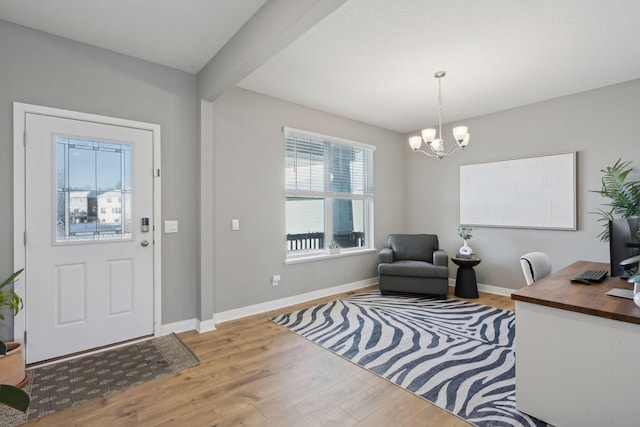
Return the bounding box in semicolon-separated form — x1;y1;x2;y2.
284;127;374;199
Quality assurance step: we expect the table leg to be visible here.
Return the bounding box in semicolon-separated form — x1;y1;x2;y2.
454;266;479;298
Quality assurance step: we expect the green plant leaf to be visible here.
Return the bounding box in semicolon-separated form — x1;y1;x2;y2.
457;227;473;240
0;269;24;319
0;268;24;290
0;340;6;356
0;384;30;412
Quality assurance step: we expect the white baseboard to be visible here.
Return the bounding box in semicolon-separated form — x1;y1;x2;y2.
197;318;217;334
160;318;198;336
160;277;514;335
211;277;378;326
477;283;516;296
159;279;374;336
448;278;515;297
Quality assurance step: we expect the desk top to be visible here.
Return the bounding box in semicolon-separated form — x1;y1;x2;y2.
511;260;640;325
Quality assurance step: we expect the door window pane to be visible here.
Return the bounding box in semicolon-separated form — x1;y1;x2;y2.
56;137;132;243
96;147;122;191
68;145;95;190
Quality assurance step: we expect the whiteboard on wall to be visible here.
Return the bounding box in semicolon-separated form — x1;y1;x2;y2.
459;152;576;229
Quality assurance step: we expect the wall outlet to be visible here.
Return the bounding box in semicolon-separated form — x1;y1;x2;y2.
271;275;281;286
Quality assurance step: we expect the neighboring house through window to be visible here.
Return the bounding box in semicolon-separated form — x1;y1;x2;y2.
284;127;375;260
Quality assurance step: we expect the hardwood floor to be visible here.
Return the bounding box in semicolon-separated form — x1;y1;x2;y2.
25;287;515;426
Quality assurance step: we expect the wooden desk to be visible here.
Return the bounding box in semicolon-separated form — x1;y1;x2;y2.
511;261;640;427
512;260;640;323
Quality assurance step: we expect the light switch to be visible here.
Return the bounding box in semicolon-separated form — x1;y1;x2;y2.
231;219;240;231
164;220;178;233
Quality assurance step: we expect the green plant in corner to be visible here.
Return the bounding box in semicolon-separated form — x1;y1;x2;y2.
0;268;30;412
591;159;640;241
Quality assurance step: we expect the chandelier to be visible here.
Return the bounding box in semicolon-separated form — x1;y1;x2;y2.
408;71;470;159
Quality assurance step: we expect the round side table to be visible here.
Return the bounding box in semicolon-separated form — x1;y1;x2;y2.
451;257;481;298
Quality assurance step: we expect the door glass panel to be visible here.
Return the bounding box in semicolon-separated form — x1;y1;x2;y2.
97;144;122;190
56;137;132;243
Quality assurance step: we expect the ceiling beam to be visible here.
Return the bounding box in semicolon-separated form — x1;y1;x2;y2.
197;0;346;101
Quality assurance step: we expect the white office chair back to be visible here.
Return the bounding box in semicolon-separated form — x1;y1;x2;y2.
520;252;552;285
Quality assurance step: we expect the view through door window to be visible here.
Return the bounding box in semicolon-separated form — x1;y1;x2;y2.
56;137;132;242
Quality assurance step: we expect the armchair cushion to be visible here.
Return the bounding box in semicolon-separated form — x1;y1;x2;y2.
387;234;438;263
378;260;448;278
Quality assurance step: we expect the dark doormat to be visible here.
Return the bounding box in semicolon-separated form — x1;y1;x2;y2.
0;333;199;426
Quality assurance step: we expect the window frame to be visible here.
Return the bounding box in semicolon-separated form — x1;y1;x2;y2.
283;127;376;263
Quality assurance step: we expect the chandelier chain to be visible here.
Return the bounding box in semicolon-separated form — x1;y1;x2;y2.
437;75;443;142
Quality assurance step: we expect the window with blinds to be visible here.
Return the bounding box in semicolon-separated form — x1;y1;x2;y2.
284;127;375;259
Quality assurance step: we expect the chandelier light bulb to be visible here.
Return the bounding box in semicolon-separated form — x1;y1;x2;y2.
421;128;436;143
430;139;444;154
453;126;468;143
408;136;423;150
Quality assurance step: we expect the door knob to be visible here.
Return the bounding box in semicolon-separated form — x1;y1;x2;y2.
141;240;150;247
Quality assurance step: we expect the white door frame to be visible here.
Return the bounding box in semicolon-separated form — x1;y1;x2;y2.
12;102;162;344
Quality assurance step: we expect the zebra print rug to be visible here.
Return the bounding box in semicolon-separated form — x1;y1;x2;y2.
271;292;546;427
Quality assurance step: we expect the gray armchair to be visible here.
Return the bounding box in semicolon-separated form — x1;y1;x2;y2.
378;234;449;297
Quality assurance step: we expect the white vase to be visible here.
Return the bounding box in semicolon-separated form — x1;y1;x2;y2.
459;240;473;256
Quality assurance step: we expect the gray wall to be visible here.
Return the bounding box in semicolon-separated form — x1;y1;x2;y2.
3;17;640;334
205;87;405;312
0;20;198;336
404;79;640;290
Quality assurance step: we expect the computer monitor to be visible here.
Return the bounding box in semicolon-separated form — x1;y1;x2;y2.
609;217;640;277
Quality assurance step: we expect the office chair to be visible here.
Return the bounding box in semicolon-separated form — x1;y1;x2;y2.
520;252;552;285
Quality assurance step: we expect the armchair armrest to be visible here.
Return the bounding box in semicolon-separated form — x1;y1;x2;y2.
378;247;394;264
433;249;448;267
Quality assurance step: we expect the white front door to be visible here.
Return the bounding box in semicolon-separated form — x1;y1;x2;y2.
20;111;156;364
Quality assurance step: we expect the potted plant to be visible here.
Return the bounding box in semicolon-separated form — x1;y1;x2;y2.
457;226;474;256
0;268;29;412
591;158;640;241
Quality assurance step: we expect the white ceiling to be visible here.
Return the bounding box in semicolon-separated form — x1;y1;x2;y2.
0;0;268;73
2;0;640;133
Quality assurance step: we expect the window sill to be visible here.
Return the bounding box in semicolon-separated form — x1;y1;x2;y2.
285;248;377;265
